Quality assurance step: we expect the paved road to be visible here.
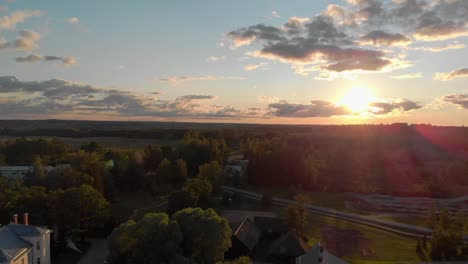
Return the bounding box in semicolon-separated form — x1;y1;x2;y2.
77;238;107;264
222;186;468;242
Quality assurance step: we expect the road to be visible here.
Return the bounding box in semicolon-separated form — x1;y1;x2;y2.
222;186;468;243
77;238;107;264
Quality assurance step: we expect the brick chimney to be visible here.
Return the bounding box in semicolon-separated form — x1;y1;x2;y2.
22;213;29;226
11;214;18;224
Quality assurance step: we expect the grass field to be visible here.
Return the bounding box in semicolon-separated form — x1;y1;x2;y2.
247;186;354;212
286;212;423;264
224;194;422;264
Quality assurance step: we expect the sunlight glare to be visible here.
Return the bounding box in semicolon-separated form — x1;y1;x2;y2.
340;87;375;113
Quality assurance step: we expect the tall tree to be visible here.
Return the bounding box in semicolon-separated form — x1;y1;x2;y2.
172;208;232;264
197;161;223;193
285;194;310;236
143;145;164;172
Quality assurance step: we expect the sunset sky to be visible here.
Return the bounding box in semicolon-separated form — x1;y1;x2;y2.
1;0;468;125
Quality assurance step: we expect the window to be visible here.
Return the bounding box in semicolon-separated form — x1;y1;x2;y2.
37;258;40;264
36;241;40;250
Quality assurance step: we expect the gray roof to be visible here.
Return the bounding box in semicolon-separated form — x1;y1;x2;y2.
6;223;50;237
268;231;309;258
0;226;31;262
296;244;348;264
0;224;51;262
233;217;261;251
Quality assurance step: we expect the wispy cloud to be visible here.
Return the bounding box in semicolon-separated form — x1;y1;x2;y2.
67;17;79;24
16;54;77;66
0;10;43;31
443;94;468;109
411;43;466;52
391;73;423;80
434;68;468;81
206;56;226;62
244;62;268;71
159;75;243;85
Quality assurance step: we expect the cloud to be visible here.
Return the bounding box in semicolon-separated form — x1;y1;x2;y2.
15;53;42;63
226;0;468;78
411;43;466;52
391;72;423;79
414;20;468;41
0;76;258;119
15;54;77;66
434;68;468;81
206;56;226;62
268;100;351;117
14;29;41;51
360;30;412;46
369;99;422;114
159;75;243;85
227;24;286;47
270;11;280;19
0;39;9;49
268;97;422;118
0;10;43;31
258;96;279;103
244;62;268;71
443;94;468;109
67;17;79;24
228;16;403;77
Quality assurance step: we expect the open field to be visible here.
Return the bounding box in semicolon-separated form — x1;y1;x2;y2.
246;185;356;212
300;213;422;264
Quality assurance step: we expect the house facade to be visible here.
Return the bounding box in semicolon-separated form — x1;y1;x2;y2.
0;214;51;264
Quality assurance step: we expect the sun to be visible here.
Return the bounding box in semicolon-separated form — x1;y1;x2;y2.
340;87;375;113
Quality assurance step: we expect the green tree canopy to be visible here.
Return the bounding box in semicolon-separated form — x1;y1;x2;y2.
172;208;232;264
197;161;223;193
109;208;232;264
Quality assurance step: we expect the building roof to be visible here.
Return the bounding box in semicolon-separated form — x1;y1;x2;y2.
296;244;348;264
0;226;31;262
233;217;261;251
268;231;309;258
6;223;51;237
0;223;51;262
254;217;289;234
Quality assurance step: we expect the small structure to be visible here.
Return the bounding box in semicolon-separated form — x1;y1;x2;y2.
224;158;249;179
267;231;309;264
0;214;52;264
0;165;70;180
296;244;348;264
0;166;33;179
225;217;261;259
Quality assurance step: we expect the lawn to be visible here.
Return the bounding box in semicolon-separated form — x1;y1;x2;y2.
299;213;422;264
224;193;423;264
245;185;354;212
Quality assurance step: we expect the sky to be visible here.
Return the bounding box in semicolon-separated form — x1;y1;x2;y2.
1;0;468;125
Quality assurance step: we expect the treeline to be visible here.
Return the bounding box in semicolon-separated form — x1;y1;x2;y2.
243;124;468;197
0;128;188;140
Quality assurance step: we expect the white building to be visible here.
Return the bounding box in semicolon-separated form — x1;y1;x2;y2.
0;167;33;179
0;214;52;264
0;165;69;180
